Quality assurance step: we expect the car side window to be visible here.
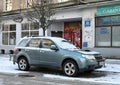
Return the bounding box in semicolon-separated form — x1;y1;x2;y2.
27;39;40;48
41;39;55;49
18;39;29;47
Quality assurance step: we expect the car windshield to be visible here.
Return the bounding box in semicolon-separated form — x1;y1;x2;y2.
59;40;77;49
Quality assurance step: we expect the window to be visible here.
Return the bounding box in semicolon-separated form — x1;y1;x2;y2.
112;26;120;46
2;24;16;45
96;16;120;26
6;0;12;11
27;0;33;7
41;39;55;48
96;17;111;26
18;39;29;47
21;23;39;37
30;23;39;30
2;32;8;45
96;15;120;47
22;23;29;30
28;39;40;48
96;27;111;46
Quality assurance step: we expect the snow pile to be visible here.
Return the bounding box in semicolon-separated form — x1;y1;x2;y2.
0;55;28;74
97;64;120;72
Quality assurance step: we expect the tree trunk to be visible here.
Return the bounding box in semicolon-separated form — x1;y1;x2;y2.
43;28;46;36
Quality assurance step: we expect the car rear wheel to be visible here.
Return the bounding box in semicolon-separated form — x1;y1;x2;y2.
62;60;79;77
18;57;29;71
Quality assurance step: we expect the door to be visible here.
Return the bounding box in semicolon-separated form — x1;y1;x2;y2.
64;21;82;48
39;39;61;67
25;38;41;64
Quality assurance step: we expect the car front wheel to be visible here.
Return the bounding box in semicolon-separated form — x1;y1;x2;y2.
18;57;29;71
62;60;79;77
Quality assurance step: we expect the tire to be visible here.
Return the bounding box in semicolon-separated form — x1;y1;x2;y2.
62;60;79;77
18;57;29;71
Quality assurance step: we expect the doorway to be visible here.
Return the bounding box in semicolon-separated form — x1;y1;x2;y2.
64;21;82;48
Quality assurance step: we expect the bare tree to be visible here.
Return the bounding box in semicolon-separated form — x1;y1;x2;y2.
25;0;55;36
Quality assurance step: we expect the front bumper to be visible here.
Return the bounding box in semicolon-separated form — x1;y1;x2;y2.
80;58;105;72
88;58;105;69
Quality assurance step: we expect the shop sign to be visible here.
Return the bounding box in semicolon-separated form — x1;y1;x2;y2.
96;4;120;16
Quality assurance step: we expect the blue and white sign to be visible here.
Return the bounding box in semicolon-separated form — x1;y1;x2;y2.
85;20;91;27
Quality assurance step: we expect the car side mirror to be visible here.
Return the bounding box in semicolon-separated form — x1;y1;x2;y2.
50;45;59;51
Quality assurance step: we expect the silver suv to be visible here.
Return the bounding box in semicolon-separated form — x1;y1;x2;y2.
13;37;105;77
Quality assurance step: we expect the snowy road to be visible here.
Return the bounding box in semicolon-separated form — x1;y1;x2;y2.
0;54;120;85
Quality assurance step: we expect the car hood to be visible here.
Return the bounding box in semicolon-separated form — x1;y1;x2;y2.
65;49;100;55
78;50;100;55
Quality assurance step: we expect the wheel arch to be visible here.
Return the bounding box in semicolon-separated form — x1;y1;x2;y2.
17;55;29;64
17;55;30;71
62;58;79;68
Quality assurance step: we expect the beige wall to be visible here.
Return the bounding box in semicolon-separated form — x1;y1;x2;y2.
12;0;26;10
80;0;105;3
82;8;96;48
0;0;3;11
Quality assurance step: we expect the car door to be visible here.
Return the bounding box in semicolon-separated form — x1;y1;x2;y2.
25;38;41;64
39;39;61;67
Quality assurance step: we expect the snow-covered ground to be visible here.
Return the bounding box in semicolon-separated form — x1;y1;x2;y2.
44;63;120;85
0;54;120;84
0;55;28;74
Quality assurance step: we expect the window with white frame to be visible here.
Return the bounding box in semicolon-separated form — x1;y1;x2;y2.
27;0;33;7
21;23;39;37
6;0;12;11
2;24;16;45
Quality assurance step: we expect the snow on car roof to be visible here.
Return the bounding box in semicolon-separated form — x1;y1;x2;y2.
22;36;65;43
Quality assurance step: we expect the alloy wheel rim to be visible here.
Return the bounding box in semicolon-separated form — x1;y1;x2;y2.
19;59;27;70
64;62;75;76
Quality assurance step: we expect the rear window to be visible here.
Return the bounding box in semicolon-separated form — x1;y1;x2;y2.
17;39;29;47
27;39;40;48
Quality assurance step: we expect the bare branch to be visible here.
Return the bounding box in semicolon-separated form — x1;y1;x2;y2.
25;0;56;36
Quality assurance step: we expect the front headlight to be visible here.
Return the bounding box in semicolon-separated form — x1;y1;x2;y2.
82;54;95;60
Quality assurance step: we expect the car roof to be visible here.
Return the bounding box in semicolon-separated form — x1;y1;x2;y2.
20;36;66;46
22;36;65;43
22;36;63;40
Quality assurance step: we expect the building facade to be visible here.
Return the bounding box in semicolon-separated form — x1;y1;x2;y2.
0;0;120;58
